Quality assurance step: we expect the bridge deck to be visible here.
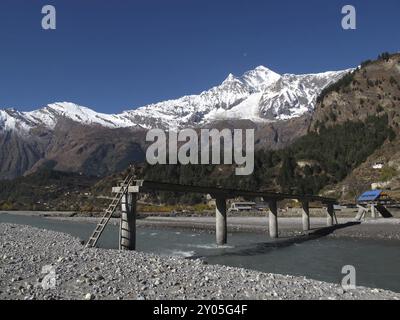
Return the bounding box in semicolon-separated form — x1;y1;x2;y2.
133;180;337;204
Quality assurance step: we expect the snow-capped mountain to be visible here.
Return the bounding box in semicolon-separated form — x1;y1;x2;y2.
0;66;351;134
0;65;353;179
123;66;350;128
0;103;136;133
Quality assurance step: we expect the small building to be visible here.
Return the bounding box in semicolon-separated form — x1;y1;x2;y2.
372;162;384;170
356;190;394;219
357;190;384;203
207;198;216;207
357;190;393;204
228;202;256;212
371;181;390;190
206;194;216;206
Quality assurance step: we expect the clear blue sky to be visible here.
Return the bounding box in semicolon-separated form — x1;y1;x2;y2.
0;0;399;113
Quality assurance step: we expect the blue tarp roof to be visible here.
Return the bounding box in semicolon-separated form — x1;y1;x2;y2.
357;190;383;202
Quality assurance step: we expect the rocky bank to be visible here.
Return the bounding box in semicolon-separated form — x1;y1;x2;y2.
0;223;399;300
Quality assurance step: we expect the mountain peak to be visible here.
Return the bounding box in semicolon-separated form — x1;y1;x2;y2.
253;65;276;73
47;102;89;112
222;73;238;83
241;66;281;91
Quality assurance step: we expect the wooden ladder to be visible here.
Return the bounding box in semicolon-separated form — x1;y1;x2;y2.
85;174;134;248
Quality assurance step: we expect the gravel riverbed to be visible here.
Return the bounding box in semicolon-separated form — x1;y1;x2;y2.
1;223;399;300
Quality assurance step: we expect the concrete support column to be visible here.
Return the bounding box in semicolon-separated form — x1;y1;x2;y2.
326;203;334;227
269;200;278;239
215;197;227;245
301;201;310;231
371;204;376;219
119;193;137;250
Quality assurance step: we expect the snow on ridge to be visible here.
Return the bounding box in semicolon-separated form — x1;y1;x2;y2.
283;68;354;78
0;65;353;133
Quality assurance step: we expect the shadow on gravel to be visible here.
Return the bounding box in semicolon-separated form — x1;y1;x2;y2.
190;222;361;259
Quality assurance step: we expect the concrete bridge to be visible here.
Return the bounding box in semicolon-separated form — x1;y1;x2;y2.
108;180;337;251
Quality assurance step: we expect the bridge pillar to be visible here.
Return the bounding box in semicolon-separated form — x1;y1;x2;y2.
326;203;334;227
269;200;278;238
301;201;310;231
119;193;137;251
371;204;376;219
215;197;227;245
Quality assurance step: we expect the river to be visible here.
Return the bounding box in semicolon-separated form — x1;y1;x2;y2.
1;212;400;293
